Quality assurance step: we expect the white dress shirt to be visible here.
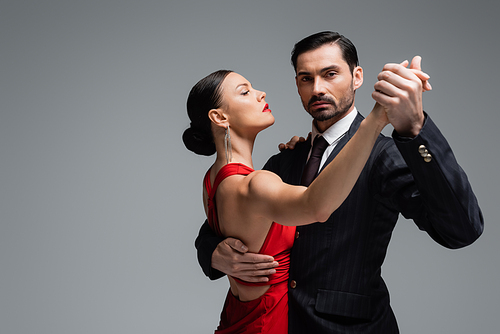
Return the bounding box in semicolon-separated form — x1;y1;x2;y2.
309;107;358;170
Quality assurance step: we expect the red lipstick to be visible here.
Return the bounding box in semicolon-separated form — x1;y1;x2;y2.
263;103;271;112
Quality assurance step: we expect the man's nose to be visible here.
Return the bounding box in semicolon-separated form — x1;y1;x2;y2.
312;78;326;95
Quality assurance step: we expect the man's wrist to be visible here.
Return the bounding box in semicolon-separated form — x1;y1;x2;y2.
393;112;427;141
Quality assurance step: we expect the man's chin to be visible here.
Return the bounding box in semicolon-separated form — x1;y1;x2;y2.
310;109;343;122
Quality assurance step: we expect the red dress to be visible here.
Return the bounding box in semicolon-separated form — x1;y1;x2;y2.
204;163;296;334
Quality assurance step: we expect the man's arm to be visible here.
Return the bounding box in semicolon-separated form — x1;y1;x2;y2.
393;114;483;247
194;220;225;280
195;221;279;282
372;56;483;247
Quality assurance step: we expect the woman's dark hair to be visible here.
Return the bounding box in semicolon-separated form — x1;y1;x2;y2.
183;70;233;156
291;31;359;74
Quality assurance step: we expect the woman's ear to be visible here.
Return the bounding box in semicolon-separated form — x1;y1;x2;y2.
208;108;228;129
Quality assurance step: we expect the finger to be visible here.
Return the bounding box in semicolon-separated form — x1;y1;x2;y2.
252;260;279;269
236;262;279;273
399;60;409;67
278;143;286;151
410;55;422;71
237;274;270;283
225;238;249;253
378;66;424;94
232;263;279;283
239;252;276;264
409;69;430;81
381;63;419;82
239;262;279;280
288;136;300;149
408;56;432;90
408;69;432;91
372;89;396;108
374;75;405;98
246;268;277;278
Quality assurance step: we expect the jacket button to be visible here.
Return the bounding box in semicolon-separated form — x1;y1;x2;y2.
418;144;432;162
295;231;300;239
290;280;297;289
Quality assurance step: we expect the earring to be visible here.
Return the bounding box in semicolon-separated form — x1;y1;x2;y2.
225;125;232;164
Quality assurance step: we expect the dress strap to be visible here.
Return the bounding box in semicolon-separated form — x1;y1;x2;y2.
204;163;254;236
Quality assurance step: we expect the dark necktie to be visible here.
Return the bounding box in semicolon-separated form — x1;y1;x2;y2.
301;135;329;186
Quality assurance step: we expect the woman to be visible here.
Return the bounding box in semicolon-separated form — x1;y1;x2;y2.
183;70;389;333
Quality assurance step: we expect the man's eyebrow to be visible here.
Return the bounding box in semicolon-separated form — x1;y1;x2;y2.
296;70;311;77
321;65;342;73
296;65;342;77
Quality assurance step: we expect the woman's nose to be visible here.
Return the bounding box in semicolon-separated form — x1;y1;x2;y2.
258;90;266;101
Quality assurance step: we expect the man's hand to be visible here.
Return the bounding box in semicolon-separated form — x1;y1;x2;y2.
278;133;310;151
372;56;431;137
211;238;279;283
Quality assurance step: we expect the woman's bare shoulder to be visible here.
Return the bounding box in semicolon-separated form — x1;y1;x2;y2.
244;170;286;199
217;169;283;198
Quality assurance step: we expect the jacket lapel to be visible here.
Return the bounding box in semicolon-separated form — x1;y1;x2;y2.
319;112;365;174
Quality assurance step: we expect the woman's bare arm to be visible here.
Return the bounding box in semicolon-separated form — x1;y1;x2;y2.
243;103;388;226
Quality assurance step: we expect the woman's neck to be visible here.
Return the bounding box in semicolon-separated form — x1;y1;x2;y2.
213;133;255;171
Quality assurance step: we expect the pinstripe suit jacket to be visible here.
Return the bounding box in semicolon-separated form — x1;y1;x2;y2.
195;112;483;333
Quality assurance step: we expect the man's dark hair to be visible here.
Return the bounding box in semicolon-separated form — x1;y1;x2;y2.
291;31;359;73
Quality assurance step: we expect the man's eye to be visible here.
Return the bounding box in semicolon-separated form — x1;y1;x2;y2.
326;72;336;78
301;77;312;82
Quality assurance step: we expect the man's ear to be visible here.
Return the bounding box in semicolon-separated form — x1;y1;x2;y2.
353;66;363;90
208;108;228;129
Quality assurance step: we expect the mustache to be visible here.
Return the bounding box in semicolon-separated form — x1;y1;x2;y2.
308;95;336;108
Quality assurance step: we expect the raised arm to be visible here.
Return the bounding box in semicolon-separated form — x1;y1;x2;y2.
372;56;482;247
243;103;389;226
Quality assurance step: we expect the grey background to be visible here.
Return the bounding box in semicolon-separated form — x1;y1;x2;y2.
1;0;499;333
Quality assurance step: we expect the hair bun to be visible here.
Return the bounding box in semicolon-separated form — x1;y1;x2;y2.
182;127;216;156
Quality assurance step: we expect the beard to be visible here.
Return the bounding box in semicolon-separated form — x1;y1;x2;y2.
304;84;355;122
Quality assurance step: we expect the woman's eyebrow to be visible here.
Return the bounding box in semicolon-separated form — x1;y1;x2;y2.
235;83;250;90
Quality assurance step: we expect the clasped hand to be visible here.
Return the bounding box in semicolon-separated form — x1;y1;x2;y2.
372;56;432;138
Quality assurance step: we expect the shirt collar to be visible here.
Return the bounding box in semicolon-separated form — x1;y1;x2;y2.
311;107;358;146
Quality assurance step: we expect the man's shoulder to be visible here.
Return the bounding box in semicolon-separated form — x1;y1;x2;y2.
264;140;310;175
269;140;309;162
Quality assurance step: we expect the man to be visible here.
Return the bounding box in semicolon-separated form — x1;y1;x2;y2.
195;31;483;333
